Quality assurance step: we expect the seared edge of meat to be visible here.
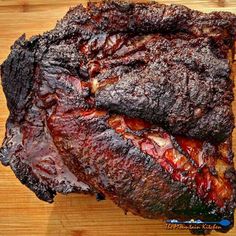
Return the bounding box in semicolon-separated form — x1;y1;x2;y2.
0;36;93;202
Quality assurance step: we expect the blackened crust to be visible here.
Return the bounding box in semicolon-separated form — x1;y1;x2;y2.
1;35;36;114
10;155;56;202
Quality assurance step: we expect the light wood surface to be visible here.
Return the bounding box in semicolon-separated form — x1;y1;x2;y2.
0;1;236;235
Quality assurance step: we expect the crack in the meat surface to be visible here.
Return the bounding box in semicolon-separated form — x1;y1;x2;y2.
108;115;232;207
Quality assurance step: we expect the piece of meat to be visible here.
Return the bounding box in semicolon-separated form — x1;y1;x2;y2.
94;34;234;142
0;1;236;234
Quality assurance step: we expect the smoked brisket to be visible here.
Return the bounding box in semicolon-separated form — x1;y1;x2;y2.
1;1;236;234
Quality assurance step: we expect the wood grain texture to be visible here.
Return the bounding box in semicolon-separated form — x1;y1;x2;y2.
0;1;236;235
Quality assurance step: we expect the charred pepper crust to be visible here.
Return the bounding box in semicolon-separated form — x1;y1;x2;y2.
52;0;236;142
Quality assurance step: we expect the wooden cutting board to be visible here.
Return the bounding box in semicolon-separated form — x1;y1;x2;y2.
0;1;236;235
